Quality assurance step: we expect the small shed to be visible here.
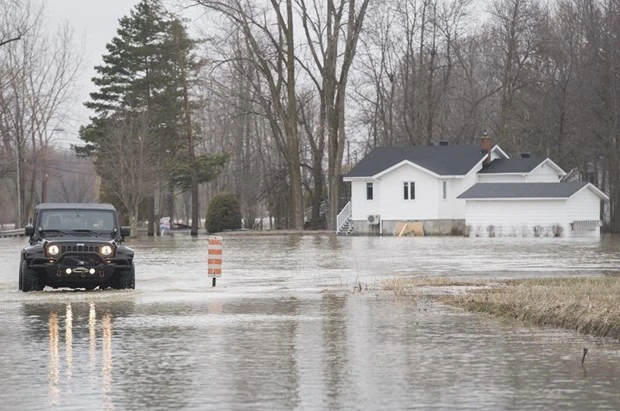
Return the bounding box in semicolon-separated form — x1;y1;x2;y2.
457;182;608;237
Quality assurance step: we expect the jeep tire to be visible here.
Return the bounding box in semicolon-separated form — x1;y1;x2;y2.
21;260;45;292
113;265;135;289
18;260;23;291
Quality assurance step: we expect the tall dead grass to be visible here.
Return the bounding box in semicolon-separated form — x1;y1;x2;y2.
437;277;620;340
382;277;491;296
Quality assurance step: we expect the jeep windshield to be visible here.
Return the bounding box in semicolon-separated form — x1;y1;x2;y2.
38;209;117;237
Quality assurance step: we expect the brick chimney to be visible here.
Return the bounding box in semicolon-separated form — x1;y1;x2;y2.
480;134;493;165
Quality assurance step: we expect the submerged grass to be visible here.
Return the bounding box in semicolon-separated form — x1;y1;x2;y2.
384;276;620;340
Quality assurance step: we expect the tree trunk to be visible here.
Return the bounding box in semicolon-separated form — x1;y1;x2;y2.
325;0;371;231
179;34;200;236
285;0;304;230
131;204;139;238
147;196;155;236
311;155;324;229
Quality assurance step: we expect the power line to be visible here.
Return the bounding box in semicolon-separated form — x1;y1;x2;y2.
0;162;98;177
43;164;98;176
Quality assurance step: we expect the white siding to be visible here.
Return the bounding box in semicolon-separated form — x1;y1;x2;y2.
566;188;601;222
349;163;474;222
478;174;525;183
449;169;478;218
378;164;440;220
528;163;562;182
489;149;505;162
350;180;380;220
465;200;569;237
476;161;563;183
438;179;451;217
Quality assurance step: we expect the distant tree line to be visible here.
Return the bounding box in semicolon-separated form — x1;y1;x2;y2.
2;0;620;232
0;0;82;227
188;0;620;231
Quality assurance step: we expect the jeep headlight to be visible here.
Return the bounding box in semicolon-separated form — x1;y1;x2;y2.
100;245;113;256
47;244;60;256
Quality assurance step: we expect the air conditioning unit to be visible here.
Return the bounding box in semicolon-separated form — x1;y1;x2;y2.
367;214;380;225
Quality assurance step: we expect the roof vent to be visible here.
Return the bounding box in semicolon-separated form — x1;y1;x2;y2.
520;153;531;159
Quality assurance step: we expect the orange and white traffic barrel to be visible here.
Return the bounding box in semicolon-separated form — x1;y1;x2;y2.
208;236;222;287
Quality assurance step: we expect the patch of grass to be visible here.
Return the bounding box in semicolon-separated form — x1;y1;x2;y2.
436;276;620;340
382;276;493;296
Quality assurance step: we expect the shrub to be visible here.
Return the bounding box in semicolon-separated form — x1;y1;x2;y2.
487;225;496;237
533;225;543;237
205;193;242;233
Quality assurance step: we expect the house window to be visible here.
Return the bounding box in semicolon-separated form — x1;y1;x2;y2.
366;182;374;200
403;181;415;200
443;181;447;199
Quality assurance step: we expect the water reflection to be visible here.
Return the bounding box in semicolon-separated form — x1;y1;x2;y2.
48;311;59;407
102;311;113;410
322;294;350;410
65;304;73;388
89;302;96;386
7;289;620;410
2;235;620;409
18;300;134;409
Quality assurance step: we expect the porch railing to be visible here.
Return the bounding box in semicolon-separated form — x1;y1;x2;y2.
336;201;352;232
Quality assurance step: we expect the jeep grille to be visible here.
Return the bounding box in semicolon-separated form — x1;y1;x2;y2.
61;245;100;253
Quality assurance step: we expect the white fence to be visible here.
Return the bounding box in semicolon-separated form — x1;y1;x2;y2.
0;229;24;238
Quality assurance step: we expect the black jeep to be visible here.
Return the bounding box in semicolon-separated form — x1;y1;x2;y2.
19;203;135;292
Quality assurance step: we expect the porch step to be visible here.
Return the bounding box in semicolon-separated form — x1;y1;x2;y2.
337;218;354;235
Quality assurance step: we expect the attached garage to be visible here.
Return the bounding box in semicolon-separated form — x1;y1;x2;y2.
458;182;608;237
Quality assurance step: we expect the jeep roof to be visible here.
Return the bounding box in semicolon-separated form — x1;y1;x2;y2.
34;203;116;211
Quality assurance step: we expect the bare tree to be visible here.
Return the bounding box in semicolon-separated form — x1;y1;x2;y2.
0;1;81;226
298;88;326;228
486;0;545;150
42;149;98;203
353;5;399;148
296;0;371;230
193;41;271;228
177;0;620;231
194;0;304;230
96;112;159;234
595;0;620;230
0;0;28;48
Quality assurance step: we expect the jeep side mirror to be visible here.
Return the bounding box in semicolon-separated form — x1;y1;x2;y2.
24;225;34;237
121;226;131;237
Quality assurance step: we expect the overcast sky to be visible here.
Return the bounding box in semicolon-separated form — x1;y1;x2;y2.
45;0;141;146
43;0;487;147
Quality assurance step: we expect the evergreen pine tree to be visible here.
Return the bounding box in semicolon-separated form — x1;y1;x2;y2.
77;0;220;232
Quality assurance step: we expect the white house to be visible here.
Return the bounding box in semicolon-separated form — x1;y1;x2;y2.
458;182;607;237
339;137;608;237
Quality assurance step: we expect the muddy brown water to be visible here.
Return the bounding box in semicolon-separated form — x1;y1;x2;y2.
1;234;619;410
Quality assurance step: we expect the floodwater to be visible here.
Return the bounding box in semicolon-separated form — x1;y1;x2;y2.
1;234;619;410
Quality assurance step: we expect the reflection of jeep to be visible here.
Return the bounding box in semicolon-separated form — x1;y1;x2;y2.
19;203;135;292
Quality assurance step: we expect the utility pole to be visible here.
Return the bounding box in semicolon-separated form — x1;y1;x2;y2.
16;146;21;228
42;173;48;203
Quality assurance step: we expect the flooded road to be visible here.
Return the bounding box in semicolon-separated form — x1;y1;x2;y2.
1;234;620;409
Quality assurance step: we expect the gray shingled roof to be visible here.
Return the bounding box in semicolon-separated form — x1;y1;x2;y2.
478;157;545;174
457;182;589;199
344;145;487;178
